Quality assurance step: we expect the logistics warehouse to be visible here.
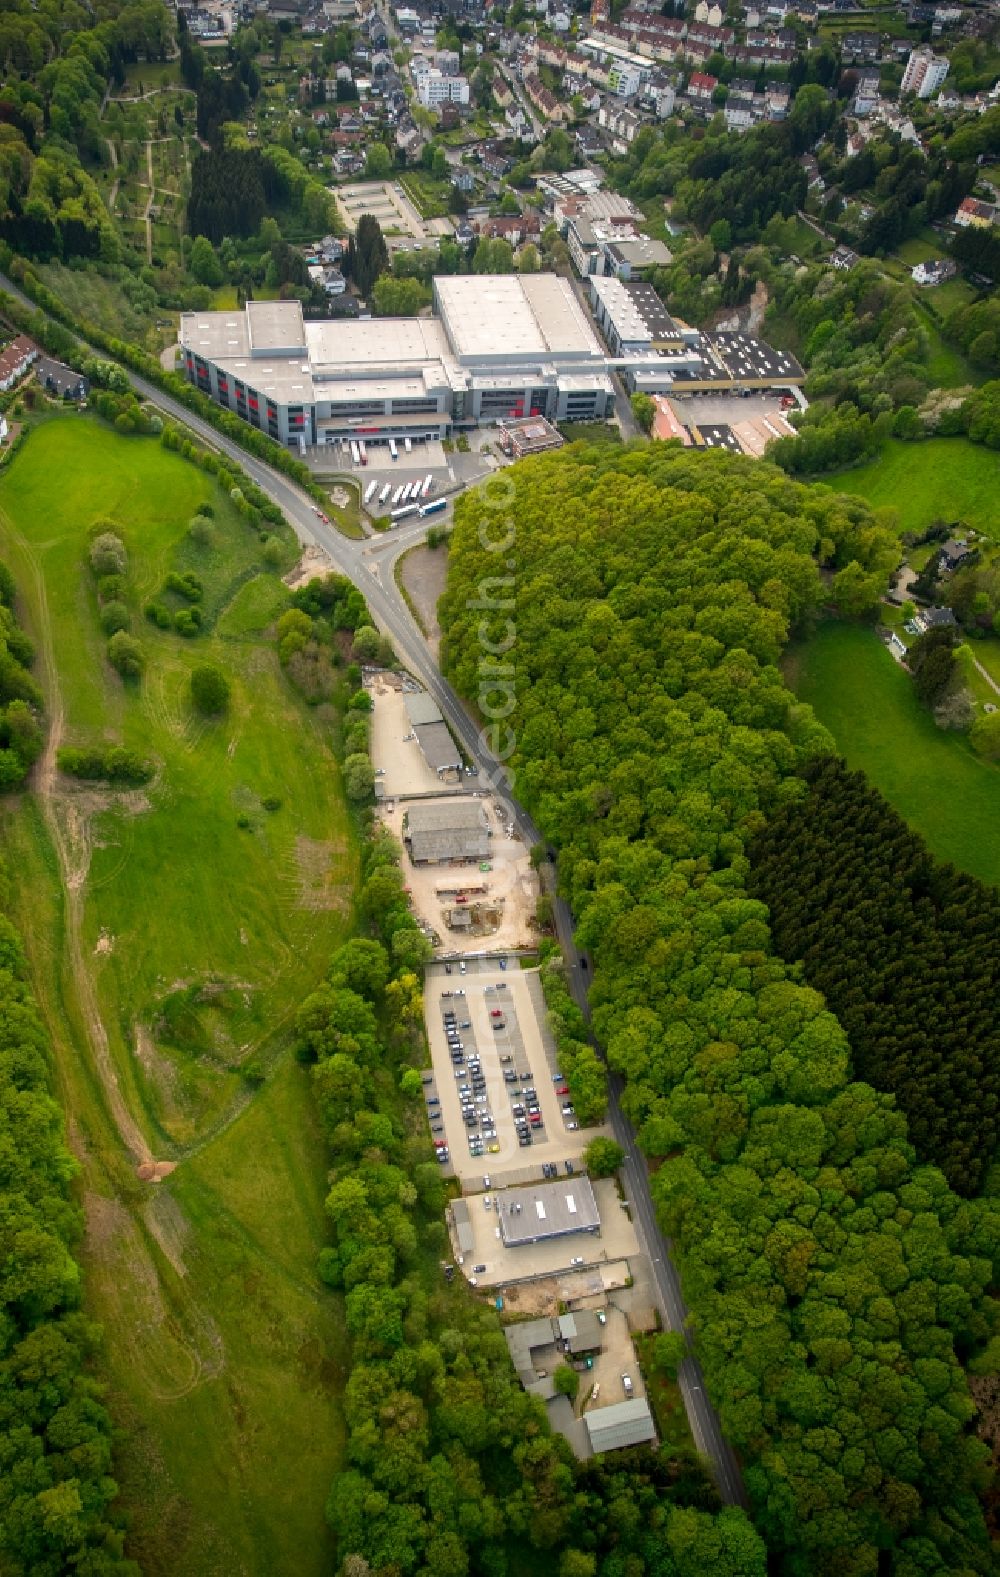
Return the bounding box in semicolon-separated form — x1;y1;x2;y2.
179;273;803;447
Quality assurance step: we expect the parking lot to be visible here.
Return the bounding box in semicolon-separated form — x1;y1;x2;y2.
335;179;455;253
422;957;614;1183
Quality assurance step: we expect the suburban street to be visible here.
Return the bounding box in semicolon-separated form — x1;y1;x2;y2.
0;269;745;1505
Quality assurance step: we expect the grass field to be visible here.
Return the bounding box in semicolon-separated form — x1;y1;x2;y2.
786;622;1000;887
0;417;355;1575
824;437;999;538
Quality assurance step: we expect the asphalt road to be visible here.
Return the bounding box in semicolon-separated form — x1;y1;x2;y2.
0;270;745;1505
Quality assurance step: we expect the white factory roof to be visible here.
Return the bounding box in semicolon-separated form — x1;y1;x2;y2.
305;315;452;371
434;274;605;364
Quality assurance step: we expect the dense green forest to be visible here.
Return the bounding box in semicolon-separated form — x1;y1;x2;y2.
300;827;766;1577
440;444;999;1577
0;904;133;1574
747;758;1000;1195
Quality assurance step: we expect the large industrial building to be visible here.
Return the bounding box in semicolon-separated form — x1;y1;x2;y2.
179;272;803;448
179;275;615;447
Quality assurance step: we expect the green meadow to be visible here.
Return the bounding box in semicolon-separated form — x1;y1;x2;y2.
0;417;355;1575
824;437;999;539
786;621;1000;887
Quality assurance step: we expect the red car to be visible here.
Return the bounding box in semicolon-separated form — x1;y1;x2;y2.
490;1009;503;1018
529;1113;542;1126
434;1139;447;1149
556;1084;569;1096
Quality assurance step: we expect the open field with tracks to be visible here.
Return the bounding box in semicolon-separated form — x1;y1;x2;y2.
0;417;355;1575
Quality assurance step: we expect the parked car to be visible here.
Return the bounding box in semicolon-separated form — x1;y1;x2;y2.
622;1374;634;1398
474;1264;486;1273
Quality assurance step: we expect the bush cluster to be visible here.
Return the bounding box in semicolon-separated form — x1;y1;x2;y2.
57;746;154;786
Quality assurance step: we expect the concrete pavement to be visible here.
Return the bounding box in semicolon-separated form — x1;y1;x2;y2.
0;268;745;1504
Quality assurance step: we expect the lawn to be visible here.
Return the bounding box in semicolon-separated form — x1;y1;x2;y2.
558;420;623;446
824;437;999;539
785;621;1000;887
0;416;355;1574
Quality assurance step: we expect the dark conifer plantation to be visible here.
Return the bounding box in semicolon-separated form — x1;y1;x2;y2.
748;757;1000;1195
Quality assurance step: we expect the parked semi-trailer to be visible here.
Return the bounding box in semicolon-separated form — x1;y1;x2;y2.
419;498;447;518
389;439;398;460
364;480;378;504
421;474;433;498
379;483;391;505
390;503;419;522
350;440;360;466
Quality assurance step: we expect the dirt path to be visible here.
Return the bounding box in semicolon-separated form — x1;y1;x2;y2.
143;140;153;265
971;656;1000;698
9;520;165;1173
105;138;119;214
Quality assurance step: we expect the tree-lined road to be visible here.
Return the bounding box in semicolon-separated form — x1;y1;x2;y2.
0;269;744;1505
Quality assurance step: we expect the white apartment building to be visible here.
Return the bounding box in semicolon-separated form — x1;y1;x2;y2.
901;46;949;98
607;62;643;96
416;69;470;106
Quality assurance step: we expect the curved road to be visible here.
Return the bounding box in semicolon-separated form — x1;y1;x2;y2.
1;273;745;1506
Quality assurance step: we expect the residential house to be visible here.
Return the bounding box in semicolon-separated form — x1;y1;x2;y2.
954;196;997;228
841;31;881;63
913;604;959;632
830;244;859;269
725;102;756;131
0;336;37;392
799;153;825;192
911;258;957;285
686;70;718;102
938;539;975;572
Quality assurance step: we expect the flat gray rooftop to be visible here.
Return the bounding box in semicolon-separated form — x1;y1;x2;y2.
498;1176;601;1246
435;274;605;364
585;1398;656;1453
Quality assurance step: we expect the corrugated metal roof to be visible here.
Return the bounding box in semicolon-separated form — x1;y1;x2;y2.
585;1399;656;1453
404;691;444;726
452;1198;475;1254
